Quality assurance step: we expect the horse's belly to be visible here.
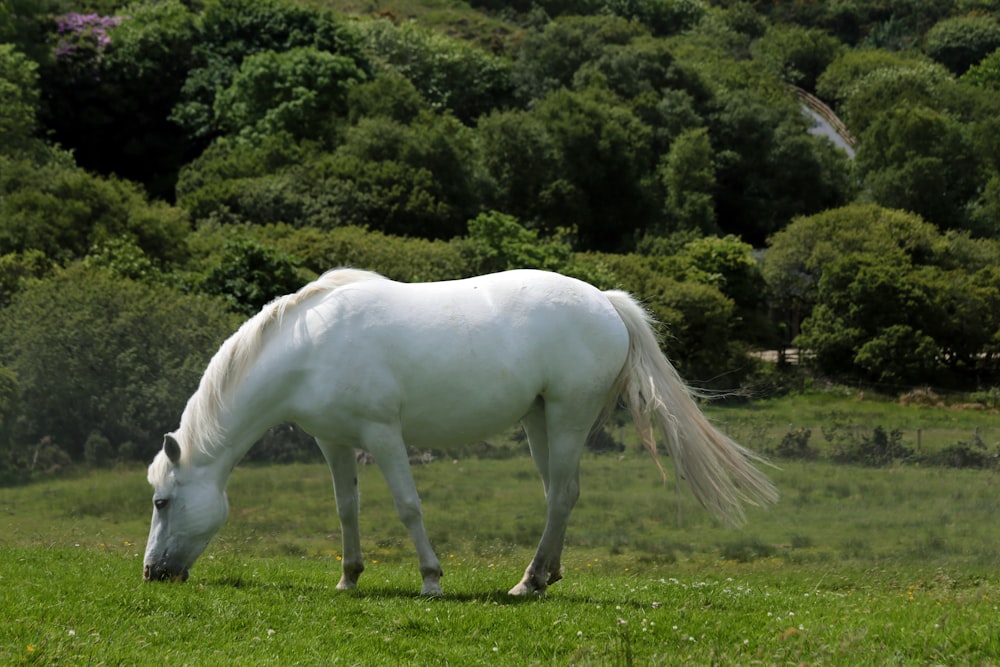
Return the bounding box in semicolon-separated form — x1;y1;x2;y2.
398;386;539;448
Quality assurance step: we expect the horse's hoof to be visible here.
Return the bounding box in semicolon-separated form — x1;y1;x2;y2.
421;583;444;596
508;581;546;596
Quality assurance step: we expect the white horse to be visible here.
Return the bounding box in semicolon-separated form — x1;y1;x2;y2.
144;269;776;595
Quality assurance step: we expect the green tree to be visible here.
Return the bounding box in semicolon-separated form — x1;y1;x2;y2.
708;89;851;245
597;253;740;382
176;132;313;224
0;266;240;462
924;15;1000;75
816;49;933;109
512;15;647;101
961;47;1000;89
534;83;656;249
600;0;706;37
250;224;469;283
172;0;366;143
356;18;513;123
796;253;942;383
856;104;981;231
215;46;366;142
36;6;197;198
476;109;571;229
839;61;953;134
346;73;430;124
0;250;53;308
0;365;18;474
751;23;844;90
763;205;939;343
459;211;572;274
678;234;766;315
0;157;190;265
301;112;485;238
201;237;304;315
657;127;717;235
0;44;40;156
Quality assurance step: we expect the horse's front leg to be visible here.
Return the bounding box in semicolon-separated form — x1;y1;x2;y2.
367;430;443;596
318;440;365;590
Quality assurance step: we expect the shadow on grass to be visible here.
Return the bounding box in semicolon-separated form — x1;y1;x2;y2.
199;572;648;608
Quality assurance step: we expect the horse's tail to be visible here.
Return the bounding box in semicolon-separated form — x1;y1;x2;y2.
604;290;778;526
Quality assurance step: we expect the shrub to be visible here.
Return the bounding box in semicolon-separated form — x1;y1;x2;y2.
771;427;817;460
918;435;997;469
829;425;912;467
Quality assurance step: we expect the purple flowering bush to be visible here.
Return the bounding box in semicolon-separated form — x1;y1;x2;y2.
52;13;124;74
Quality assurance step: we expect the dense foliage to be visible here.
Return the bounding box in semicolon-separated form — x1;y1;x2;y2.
2;0;1000;474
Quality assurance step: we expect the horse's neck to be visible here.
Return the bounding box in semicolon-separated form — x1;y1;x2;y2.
184;347;297;475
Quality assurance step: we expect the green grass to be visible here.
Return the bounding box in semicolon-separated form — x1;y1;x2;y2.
4;393;1000;664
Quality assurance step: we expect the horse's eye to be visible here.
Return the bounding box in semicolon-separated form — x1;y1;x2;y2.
154;498;169;511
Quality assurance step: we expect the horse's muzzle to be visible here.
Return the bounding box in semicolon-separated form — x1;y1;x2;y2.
143;563;189;583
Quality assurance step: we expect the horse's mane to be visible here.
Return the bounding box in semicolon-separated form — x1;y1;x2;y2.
176;268;386;462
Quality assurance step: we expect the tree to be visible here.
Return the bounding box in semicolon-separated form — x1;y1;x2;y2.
763;205;939;343
924;15;1000;75
599;0;706;37
678;234;766;313
795;253;943;384
172;0;366;144
476;109;571;228
215;46;366;142
176;132;313;225
708;89;851;245
839;61;953;134
38;7;196;199
750;23;844;90
250;224;470;283
355;18;513;123
200;236;304;315
512;15;647;101
0;266;241;462
596;253;740;382
960;46;1000;90
0;44;40;156
302;112;486;238
816;49;933;109
0;365;18;473
0;157;190;265
856;104;981;231
459;211;572;274
657;127;717;235
533;83;656;249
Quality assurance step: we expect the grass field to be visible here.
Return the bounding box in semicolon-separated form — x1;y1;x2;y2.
3;394;1000;664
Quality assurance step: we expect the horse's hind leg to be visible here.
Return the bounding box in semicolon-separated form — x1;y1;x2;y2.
317;440;365;590
522;399;550;494
510;404;589;596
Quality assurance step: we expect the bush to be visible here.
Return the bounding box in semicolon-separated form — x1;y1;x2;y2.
720;537;775;563
0;266;240;463
83;431;113;467
771;427;817;460
829;425;912;467
918;435;998;469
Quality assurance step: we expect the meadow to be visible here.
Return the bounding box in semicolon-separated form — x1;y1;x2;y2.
2;393;1000;665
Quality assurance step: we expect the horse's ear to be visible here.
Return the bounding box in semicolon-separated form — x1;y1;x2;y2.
163;434;181;464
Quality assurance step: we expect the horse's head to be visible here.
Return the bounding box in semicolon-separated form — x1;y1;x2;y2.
143;434;228;582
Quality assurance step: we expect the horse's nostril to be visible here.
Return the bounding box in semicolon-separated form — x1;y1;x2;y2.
143;564;151;581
